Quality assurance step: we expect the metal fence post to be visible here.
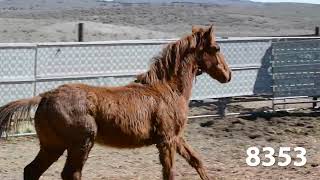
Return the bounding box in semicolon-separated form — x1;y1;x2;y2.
33;46;38;96
313;97;318;109
78;23;84;42
313;26;319;109
217;98;230;118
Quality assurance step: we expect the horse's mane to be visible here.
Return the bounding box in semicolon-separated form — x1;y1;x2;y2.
136;35;196;85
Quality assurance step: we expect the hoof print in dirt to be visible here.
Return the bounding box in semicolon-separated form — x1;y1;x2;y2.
266;136;281;143
295;122;306;127
200;120;214;127
306;125;314;129
223;128;230;132
231;119;245;125
247;133;262;139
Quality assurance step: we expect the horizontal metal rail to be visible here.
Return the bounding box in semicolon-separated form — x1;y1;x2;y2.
272;96;311;100
0;79;35;84
5;132;37;138
3;106;314;138
0;65;261;84
36;73;138;82
0;113;251;138
273;100;320;105
0;43;36;48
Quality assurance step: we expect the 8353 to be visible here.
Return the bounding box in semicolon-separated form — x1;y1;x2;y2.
246;147;306;167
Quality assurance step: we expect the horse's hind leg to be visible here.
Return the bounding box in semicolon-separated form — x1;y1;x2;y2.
176;137;210;180
24;147;65;180
61;137;94;180
157;141;177;180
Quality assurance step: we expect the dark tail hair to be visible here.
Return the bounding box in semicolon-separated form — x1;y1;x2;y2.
0;96;42;137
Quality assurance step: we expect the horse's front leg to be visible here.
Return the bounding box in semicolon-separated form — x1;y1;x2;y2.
176;137;210;180
156;141;177;180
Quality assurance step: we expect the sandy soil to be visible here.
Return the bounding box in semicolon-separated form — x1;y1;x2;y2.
0;1;320;42
1;102;320;180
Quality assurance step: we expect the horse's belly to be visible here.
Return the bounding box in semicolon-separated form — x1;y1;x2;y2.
95;122;154;148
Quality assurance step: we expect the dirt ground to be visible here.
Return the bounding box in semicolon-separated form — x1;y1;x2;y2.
1;101;320;180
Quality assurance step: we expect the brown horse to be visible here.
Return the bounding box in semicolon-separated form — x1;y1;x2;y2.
0;25;231;180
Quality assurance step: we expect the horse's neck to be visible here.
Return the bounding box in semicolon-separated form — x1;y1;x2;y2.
171;58;197;101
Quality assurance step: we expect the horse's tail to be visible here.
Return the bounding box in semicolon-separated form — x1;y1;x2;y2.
0;96;42;137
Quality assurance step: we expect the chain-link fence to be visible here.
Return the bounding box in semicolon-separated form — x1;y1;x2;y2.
1;37;319;136
272;39;320;97
271;39;320;108
0;39;274;105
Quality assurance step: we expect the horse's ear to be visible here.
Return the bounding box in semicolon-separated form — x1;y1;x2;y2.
192;26;197;34
192;25;201;34
206;24;216;42
208;25;214;34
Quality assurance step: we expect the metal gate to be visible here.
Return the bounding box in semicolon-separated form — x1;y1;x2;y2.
272;39;320;107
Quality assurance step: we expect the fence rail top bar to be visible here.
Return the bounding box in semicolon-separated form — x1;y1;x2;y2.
0;43;36;48
1;36;320;47
37;39;176;46
35;37;275;46
220;36;320;41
